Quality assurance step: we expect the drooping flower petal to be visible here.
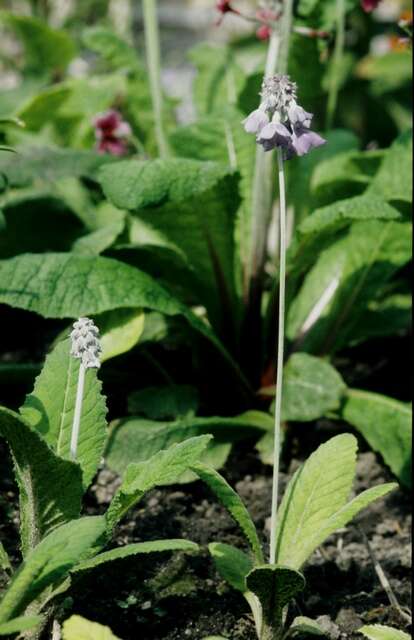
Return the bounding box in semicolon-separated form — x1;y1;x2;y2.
257;122;292;152
243;108;270;134
98;138;129;157
292;128;326;156
288;104;313;129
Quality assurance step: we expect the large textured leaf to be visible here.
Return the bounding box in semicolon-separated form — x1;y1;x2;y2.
246;565;305;635
0;253;247;390
83;26;141;71
20;339;107;489
0;407;82;555
0;616;43;635
98;158;239;329
275;434;396;569
367;130;412;203
0;12;76;73
170;107;255;289
343;389;412;488
287;195;402;280
73;539;199;574
0;517;106;623
358;625;411;640
0;147;114;189
63;616;121;640
287;219;412;354
281;353;346;422
191;463;263;563
208;543;253;593
127;385;199;420
106;435;212;533
105;411;272;477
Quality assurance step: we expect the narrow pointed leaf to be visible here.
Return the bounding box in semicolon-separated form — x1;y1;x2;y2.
73;539;199;574
0;616;43;635
191;463;263;564
0;517;106;623
359;626;411;640
106;435;212;533
0;407;82;555
20;339;107;489
275;434;396;568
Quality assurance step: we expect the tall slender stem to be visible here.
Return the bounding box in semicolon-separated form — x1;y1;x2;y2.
142;0;170;158
277;0;295;75
269;149;287;565
326;0;346;130
70;363;85;460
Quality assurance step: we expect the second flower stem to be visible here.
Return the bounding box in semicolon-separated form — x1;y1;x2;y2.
70;362;85;460
269;148;287;565
143;0;170;158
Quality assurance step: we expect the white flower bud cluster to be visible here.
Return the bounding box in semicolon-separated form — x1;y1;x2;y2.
260;74;297;119
70;317;102;369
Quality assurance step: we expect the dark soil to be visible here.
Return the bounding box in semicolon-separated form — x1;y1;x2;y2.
35;427;411;639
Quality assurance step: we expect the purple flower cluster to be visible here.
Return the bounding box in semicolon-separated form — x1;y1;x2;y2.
243;74;326;158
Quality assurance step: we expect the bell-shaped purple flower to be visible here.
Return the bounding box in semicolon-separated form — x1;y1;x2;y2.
257;121;292;152
292;127;326;157
288;104;313;129
243;108;270;134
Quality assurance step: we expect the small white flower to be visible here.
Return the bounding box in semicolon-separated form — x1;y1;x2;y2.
70;317;102;369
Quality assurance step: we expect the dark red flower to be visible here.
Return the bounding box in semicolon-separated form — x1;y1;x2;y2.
93;109;132;157
256;24;272;41
361;0;381;12
216;0;234;13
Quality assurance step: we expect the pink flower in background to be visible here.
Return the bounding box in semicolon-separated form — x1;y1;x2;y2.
256;24;272;40
361;0;381;12
93;110;132;156
215;0;239;24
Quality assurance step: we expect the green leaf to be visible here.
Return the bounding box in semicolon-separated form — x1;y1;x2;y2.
208;542;253;593
0;616;43;635
343;389;412;488
72;220;125;256
83;27;141;71
275;434;396;569
96;309;145;362
191;463;263;563
0;542;11;573
0;12;76;73
288;617;327;637
357;51;412;95
367;130;412;203
128;385;199;420
73;539;199;574
287;194;402;280
106;435;212;533
281;353;346;422
20;339;107;490
169;107;256;291
358;625;411;640
188;43;245;117
350;292;411;345
105;411;271;478
0;253;247;393
0;517;106;623
62;615;122;640
287;219;412;354
0;147;114;189
98;158;239;329
17;85;71;131
0;407;82;555
246;565;305;633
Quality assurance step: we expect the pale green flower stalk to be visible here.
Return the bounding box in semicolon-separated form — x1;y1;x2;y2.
326;0;346;130
142;0;170;158
70;318;102;460
243;0;326;566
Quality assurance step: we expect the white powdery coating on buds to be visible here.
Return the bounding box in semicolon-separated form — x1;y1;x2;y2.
70;317;102;369
260;74;297;115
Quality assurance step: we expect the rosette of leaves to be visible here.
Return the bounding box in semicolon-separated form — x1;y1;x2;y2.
189;435;396;640
0;338;211;638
